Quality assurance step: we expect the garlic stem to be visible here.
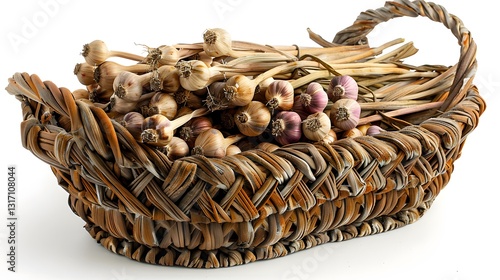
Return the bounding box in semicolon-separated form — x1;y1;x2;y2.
383;64;457;101
359;100;429;110
290;71;332;89
367;41;418;63
330;38;405;64
170;108;208;130
357;101;444;126
358;72;440;88
108;50;145;62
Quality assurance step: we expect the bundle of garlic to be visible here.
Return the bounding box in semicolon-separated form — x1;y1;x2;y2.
72;28;452;159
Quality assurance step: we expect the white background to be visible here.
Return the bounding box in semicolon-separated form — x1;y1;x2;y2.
0;0;498;279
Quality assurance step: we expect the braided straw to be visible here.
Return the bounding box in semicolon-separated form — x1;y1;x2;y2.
5;0;485;268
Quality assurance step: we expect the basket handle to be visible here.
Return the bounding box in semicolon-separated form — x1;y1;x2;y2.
332;0;477;111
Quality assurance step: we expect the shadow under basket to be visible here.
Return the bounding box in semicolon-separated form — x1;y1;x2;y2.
6;0;486;268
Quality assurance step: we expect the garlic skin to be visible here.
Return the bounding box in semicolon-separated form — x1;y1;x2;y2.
141;114;173;146
234;101;271;137
94;61;150;90
162;137;189;160
192;128;244;158
225;145;242;156
175;106;194;118
357;124;371;135
203;28;233;58
302;112;331;141
300;82;328;114
205;81;228;111
255;77;275;103
147;92;178;119
174;89;203;109
292;95;310;120
112;71;147;102
343;128;364;138
141;108;208;146
330;99;361;131
72;89;90;100
179;116;213;145
109;94;138;114
176;60;210;91
121;112;145;140
74;63;96;85
265;80;294;112
145;45;180;67
223;75;256;107
155;65;180;93
322;129;338;144
366;125;385;136
272;111;302;145
81;40;109;66
327;75;358;102
82;40;145;66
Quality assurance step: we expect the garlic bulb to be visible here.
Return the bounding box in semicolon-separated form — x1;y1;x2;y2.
255;77;275;103
145;45;180;67
112;71;149;102
94;61;150;90
225;145;242;156
174;89;203;109
322;129;338;144
223;75;257;107
343;128;364;138
302;112;331;141
327;75;358;102
272;111;302;145
147;92;178;119
121;112;145;140
72;89;90;100
203;28;233;58
192;128;244;158
108;94;138;114
366;125;385;136
292;95;310;120
300;82;328;114
330;99;361;131
141;108;207;146
205;81;228;111
81;40;145;66
155;65;181;93
176;60;214;91
265;80;294;112
179;116;213;145
357;124;371;135
162;137;189;160
175;106;194;118
74;63;96;86
234;101;271;137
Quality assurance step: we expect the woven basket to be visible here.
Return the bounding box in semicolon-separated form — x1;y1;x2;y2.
6;0;486;268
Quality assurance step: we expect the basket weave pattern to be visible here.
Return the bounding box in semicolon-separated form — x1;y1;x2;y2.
7;0;485;268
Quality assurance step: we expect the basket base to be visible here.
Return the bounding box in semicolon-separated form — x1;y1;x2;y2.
81;202;432;268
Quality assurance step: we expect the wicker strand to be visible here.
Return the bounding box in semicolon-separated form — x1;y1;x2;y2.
332;0;477;112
